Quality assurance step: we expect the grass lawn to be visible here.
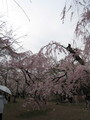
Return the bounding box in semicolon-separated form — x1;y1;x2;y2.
3;99;90;120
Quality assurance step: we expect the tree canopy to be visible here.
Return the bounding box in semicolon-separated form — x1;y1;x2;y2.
0;0;90;110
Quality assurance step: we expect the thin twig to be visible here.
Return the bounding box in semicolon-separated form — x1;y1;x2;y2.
13;0;30;21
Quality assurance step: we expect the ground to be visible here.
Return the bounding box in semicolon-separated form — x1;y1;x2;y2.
3;99;90;120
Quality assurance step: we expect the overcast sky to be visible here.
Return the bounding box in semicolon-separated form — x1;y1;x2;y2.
0;0;80;53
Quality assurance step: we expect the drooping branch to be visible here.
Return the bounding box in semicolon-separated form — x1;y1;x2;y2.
66;44;85;65
21;68;31;86
24;69;35;84
39;41;85;65
52;70;67;83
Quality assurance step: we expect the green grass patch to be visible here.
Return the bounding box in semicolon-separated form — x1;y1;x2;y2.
3;99;90;120
17;110;48;119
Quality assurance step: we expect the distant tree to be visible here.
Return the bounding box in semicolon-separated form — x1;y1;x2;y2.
11;50;54;110
0;20;18;58
0;19;22;97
